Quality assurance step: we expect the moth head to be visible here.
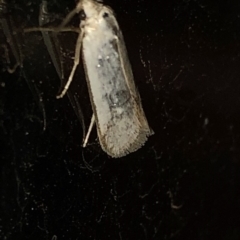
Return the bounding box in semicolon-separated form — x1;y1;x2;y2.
76;0;100;18
76;0;114;22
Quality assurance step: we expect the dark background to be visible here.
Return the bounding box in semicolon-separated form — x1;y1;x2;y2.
1;0;240;239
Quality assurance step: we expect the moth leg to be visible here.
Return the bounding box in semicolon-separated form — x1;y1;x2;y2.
39;1;65;81
83;114;95;148
24;27;80;33
58;7;78;29
7;62;20;74
1;43;20;73
56;30;83;98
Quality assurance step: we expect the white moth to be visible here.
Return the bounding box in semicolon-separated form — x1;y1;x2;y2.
56;0;153;158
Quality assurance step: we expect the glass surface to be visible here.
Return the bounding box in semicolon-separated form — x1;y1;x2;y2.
1;0;240;239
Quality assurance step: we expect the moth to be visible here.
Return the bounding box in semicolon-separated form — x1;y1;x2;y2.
36;0;153;157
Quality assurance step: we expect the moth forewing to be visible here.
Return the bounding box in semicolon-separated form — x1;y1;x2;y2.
80;1;153;158
100;31;152;157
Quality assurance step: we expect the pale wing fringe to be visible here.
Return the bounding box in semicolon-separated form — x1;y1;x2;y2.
101;119;152;158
